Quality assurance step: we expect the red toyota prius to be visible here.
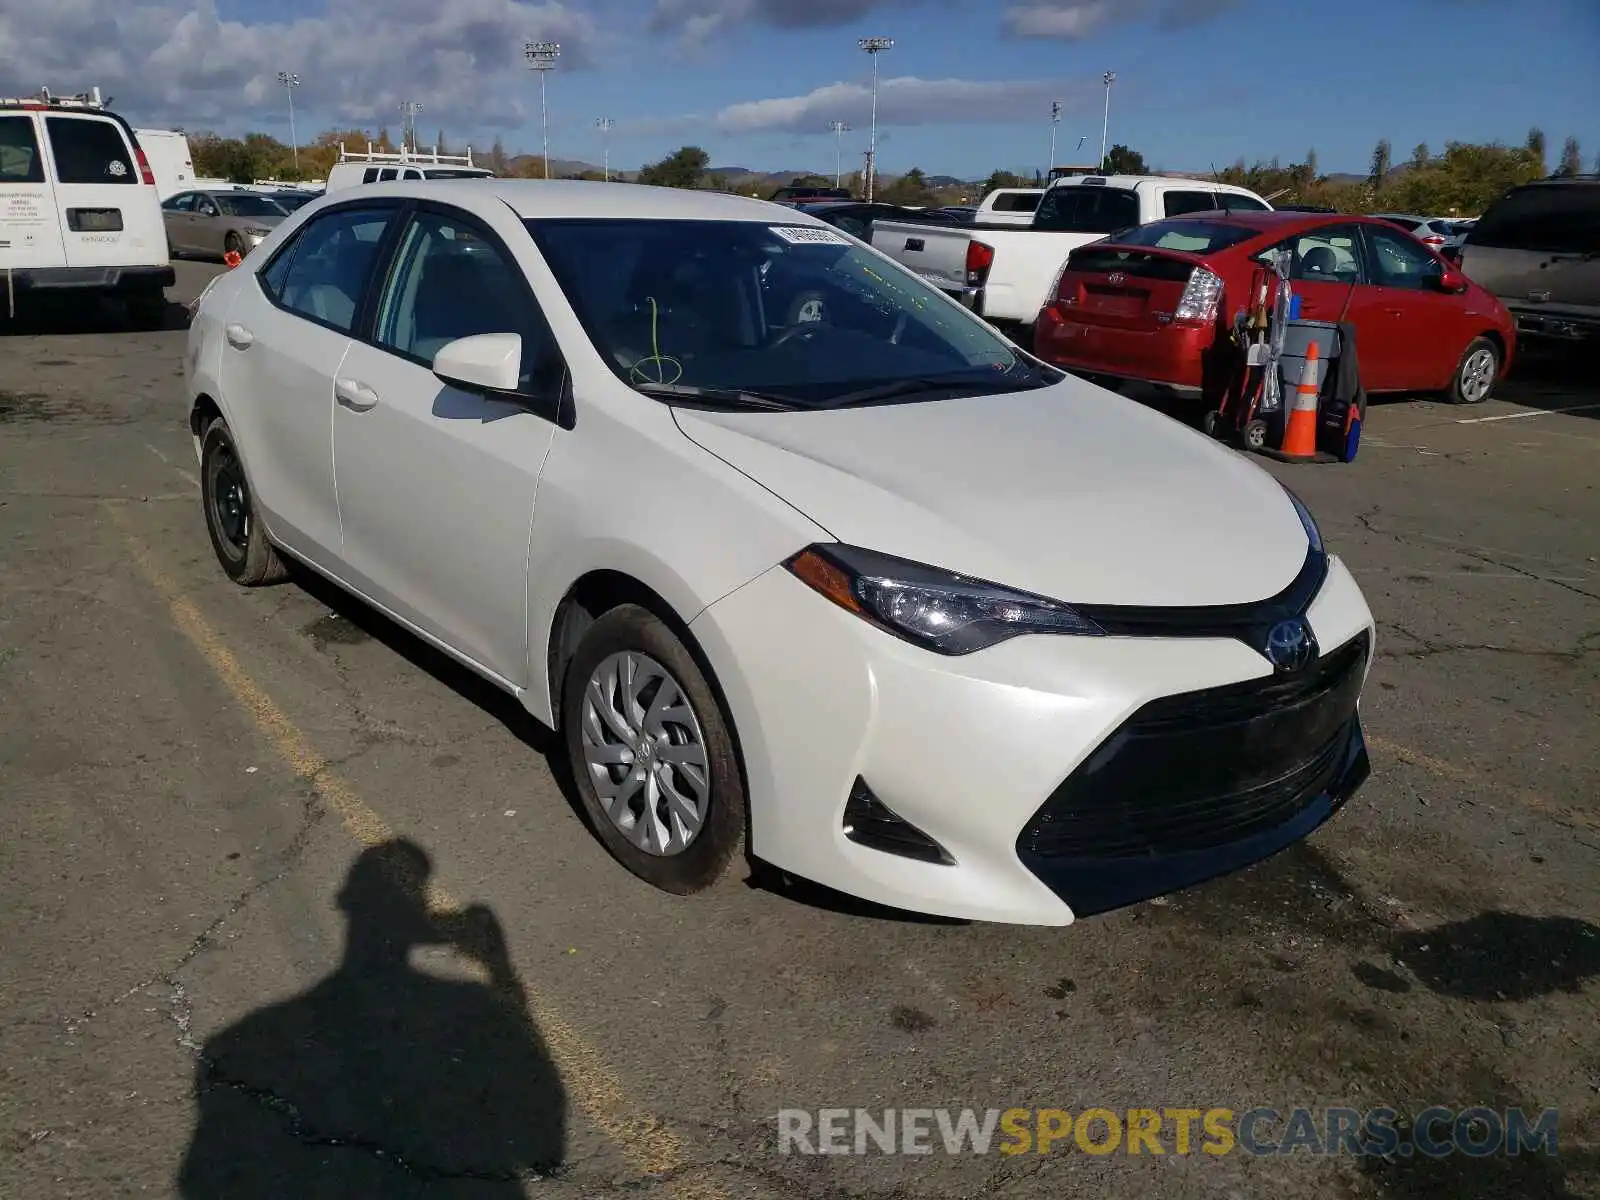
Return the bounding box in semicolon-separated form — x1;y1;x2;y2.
1033;211;1516;405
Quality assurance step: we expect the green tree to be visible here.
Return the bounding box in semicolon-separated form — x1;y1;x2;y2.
637;145;710;189
879;166;934;207
489;137;511;176
1305;147;1319;180
1525;127;1546;173
1411;142;1430;170
1103;144;1147;174
1557;136;1582;177
435;129;449;155
1369;138;1391;188
982;169;1026;194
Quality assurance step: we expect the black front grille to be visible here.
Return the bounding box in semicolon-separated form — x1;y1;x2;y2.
1019;631;1369;860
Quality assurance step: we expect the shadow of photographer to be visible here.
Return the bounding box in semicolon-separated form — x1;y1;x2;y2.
177;839;565;1197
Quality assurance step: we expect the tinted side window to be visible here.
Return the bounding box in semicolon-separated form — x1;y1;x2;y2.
1365;225;1440;290
1219;193;1271;212
1270;224;1364;284
363;168;380;183
1470;187;1599;254
991;192;1041;213
1033;186;1139;233
271;207;394;331
163;192;195;211
0;115;45;183
45;116;136;184
372;210;554;390
1163;190;1219;217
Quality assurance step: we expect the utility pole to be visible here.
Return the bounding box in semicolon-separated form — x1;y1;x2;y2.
1048;99;1061;177
524;40;561;178
1100;71;1116;171
828;120;851;189
277;72;300;172
595;116;614;181
398;100;423;154
858;36;892;203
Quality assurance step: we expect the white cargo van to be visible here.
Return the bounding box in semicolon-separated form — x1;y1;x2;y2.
323;143;494;191
0;88;173;325
134;128;198;200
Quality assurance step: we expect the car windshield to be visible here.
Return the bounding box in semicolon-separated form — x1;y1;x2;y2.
270;192;316;211
215;194;286;218
1102;218;1263;254
525;218;1062;409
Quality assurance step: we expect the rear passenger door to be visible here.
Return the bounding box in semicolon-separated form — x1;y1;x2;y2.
330;203;565;684
0;113;68;271
220;200;402;566
40;114;162;268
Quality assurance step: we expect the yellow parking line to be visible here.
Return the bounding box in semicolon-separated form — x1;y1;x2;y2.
106;504;715;1190
1368;734;1597;834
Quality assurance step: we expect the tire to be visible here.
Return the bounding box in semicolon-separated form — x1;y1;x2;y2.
199;418;287;586
1447;336;1499;405
126;293;168;330
1243;419;1269;451
561;604;745;894
224;232;245;259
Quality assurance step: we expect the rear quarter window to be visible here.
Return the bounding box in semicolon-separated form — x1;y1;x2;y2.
0;115;45;183
991;192;1041;213
1162;190;1220;218
1469;187;1600;254
45;116;136;184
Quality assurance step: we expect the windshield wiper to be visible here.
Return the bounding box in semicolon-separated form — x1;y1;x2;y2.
817;374;1038;410
631;382;803;411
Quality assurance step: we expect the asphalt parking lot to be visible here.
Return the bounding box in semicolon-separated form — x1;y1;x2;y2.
2;261;1596;1199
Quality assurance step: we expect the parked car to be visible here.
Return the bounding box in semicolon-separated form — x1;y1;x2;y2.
970;187;1044;227
768;183;853;204
162;188;289;260
134;127;199;199
798;200;960;241
183;179;1374;926
1455;176;1599;345
0;87;172;326
1033;211;1516;404
325;146;494;191
868;174;1272;340
1368;213;1461;251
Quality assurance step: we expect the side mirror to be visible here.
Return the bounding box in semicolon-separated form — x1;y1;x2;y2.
1438;268;1468;293
433;333;522;394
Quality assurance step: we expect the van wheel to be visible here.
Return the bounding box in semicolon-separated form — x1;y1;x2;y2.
200;418;287;586
126;293;168;330
561;604;745;895
1448;337;1499;405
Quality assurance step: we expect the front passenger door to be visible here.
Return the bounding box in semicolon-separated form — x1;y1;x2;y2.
1358;224;1464;391
331;205;564;685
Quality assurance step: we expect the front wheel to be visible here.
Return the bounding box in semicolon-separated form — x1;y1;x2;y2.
561;605;745;894
223;231;245;260
200;418;287;586
1448;337;1500;405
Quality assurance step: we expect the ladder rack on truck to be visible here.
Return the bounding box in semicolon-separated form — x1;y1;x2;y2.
0;86;108;111
337;142;477;167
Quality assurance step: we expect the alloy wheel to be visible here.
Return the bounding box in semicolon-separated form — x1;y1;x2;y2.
1459;347;1496;403
579;651;711;856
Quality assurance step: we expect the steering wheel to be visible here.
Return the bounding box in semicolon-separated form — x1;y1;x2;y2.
771;322;825;349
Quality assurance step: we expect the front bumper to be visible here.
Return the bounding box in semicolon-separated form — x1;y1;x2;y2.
1508;307;1598;344
690;553;1375;926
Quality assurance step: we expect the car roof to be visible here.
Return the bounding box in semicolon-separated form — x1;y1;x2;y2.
347;179;815;224
1048;174;1262;194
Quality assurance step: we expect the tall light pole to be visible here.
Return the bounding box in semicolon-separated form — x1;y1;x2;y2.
277;72;300;173
828;120;851;189
1047;99;1061;177
595;116;614;182
858;36;892;203
1100;71;1116;171
398;100;423;154
524;40;561;178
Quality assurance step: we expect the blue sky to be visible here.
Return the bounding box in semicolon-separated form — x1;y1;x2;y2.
7;0;1596;178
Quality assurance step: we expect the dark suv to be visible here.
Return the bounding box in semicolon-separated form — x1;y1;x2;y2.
1456;176;1600;344
768;184;852;204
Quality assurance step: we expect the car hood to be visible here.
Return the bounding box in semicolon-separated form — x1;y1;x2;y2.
673;380;1310;607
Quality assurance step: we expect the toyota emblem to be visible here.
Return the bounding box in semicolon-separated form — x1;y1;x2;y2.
1107;271;1127;286
1264;619;1317;673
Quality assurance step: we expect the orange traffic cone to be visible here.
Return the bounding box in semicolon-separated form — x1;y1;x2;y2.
1275;342;1321;461
223;250;243;269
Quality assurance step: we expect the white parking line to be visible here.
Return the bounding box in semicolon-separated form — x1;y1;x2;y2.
1456;403;1600;424
146;442;199;489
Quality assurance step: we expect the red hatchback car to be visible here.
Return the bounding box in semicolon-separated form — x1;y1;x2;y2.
1033;211;1516;405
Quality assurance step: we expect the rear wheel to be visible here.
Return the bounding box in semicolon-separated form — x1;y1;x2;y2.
1447;336;1499;405
561;604;745;895
200;418;287;586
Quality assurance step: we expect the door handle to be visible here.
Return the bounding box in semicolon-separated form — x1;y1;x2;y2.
224;323;253;349
335;378;379;411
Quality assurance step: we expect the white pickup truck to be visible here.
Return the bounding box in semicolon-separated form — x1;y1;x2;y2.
869;174;1273;337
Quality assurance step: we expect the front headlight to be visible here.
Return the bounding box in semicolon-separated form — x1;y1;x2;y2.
785;543;1102;655
1282;486;1323;554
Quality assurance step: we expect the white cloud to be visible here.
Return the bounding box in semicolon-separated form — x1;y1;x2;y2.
648;0;940;47
711;75;1098;134
1003;0;1242;39
0;0;598;133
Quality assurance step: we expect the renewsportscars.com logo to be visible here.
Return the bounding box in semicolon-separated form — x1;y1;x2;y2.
776;1107;1561;1158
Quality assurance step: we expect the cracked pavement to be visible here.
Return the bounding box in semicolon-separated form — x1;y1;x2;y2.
1;264;1597;1198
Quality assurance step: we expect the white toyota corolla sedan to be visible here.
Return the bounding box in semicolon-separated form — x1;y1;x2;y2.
183;180;1375;926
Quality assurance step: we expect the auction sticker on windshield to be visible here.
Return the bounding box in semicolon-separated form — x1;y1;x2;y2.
770;225;850;245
